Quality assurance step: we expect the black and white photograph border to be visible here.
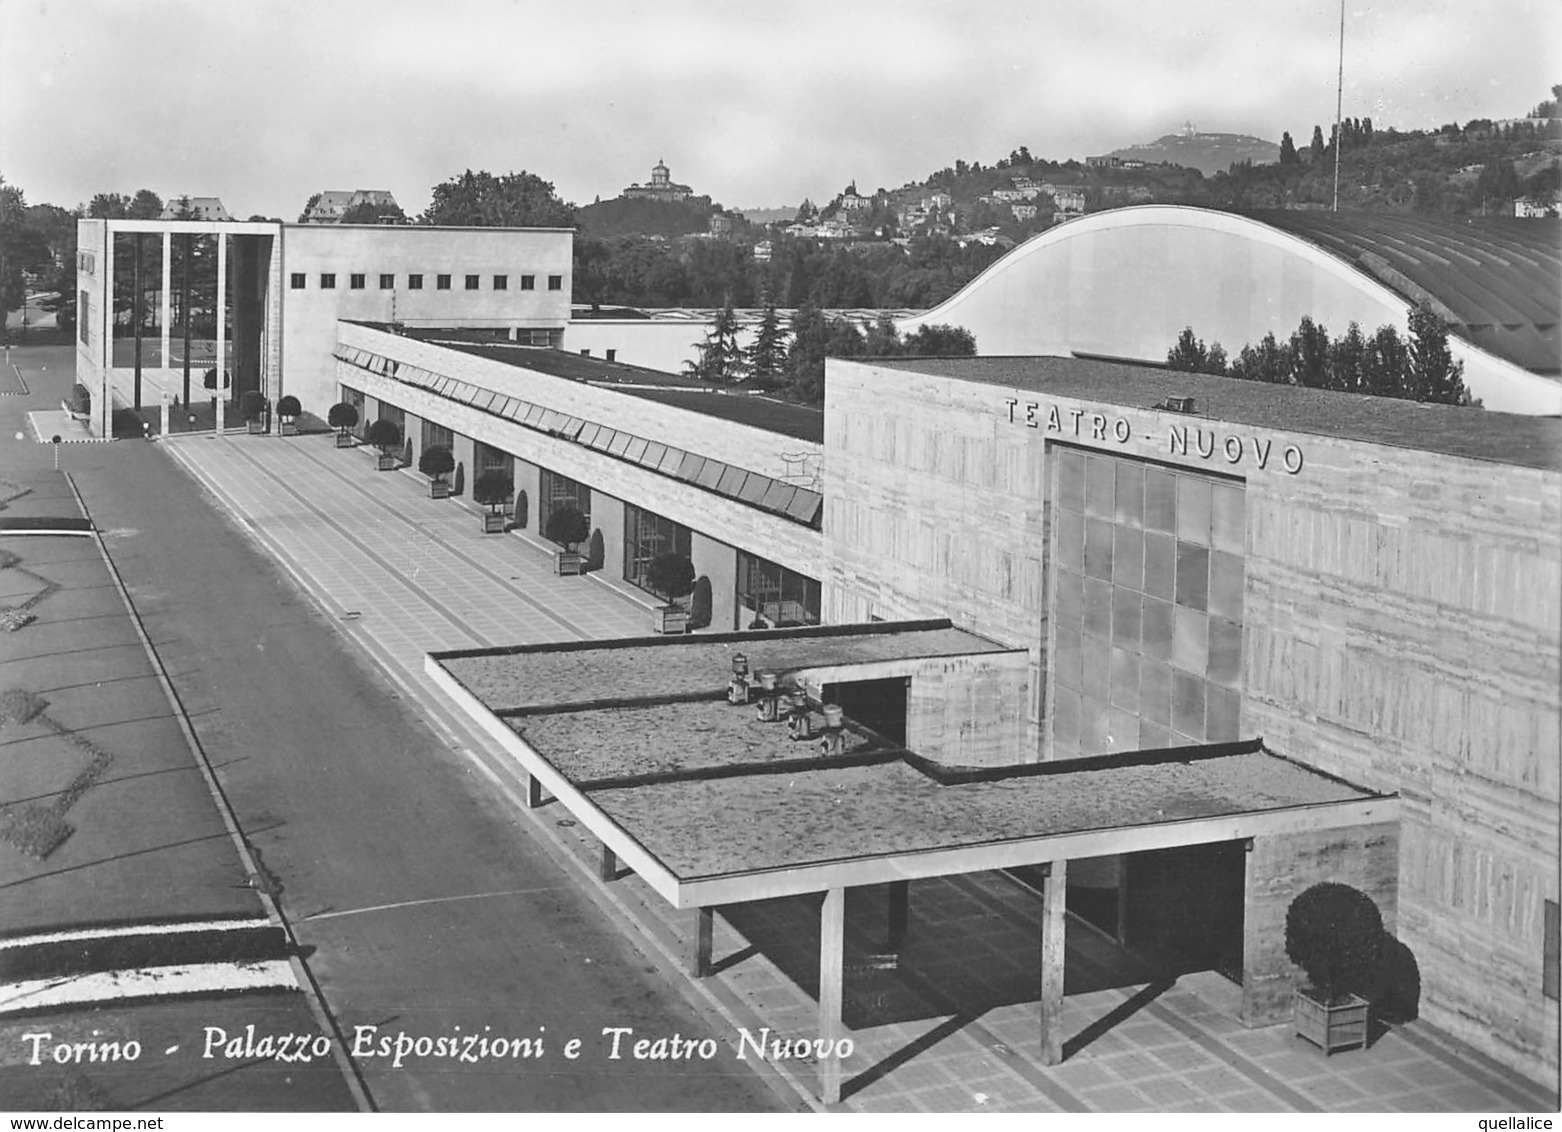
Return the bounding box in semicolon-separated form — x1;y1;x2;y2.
0;0;1558;1123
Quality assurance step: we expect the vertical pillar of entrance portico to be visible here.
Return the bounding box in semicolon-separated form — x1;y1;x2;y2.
691;907;714;977
161;232;172;383
818;887;846;1105
214;234;227;432
97;227;113;440
1040;859;1067;1066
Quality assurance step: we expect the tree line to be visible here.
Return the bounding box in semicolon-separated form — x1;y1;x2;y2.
684;298;976;405
1165;306;1476;406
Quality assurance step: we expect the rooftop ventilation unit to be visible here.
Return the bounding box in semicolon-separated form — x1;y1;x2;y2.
1158;396;1197;414
817;703;846;757
755;672;789;722
726;653;751;704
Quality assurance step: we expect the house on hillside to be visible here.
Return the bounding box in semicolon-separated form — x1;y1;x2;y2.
159;196;233;221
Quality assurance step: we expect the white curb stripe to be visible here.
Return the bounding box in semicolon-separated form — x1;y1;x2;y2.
1;917;272;951
0;960;298;1015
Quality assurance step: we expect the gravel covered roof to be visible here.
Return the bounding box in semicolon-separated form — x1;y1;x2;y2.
510;698;888;785
588;749;1374;880
437;621;1015;712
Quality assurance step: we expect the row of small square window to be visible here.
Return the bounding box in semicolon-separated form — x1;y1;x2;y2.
1052;676;1241;758
291;272;562;291
1056;450;1244;552
1054;600;1242;692
1054;522;1245;619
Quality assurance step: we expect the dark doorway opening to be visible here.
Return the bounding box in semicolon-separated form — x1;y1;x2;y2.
823;677;909;746
1122;840;1245;982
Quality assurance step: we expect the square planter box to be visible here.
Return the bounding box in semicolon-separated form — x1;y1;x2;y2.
247;420;265;435
653;605;690;635
481;511;507;533
335;433;354;448
429;479;450;500
376;453;398;471
280;421;298;437
1294;990;1369;1055
554;550;585;576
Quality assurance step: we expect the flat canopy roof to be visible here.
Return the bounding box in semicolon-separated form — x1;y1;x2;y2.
870;355;1562;473
437;619;1013;712
427;622;1392;908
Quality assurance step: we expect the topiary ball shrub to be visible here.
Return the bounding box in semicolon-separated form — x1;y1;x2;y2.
514;490;528;530
688;575;713;629
473;468;514;513
276;395;302;419
586;528;605;572
1285;882;1384;1005
70;384;91;416
202;367;230;391
646;552;697;606
366;418;402;453
419;445;455;480
240;390;268;421
328;402;359;431
544;505;589;551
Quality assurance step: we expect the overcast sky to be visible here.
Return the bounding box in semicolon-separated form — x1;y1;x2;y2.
2;0;1558;220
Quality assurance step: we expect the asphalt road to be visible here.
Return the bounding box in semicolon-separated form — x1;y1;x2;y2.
1;345;786;1112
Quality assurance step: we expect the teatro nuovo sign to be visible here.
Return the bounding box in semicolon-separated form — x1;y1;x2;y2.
1003;398;1304;475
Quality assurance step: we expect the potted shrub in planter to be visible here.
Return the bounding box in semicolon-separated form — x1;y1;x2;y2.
472;468;514;533
366;419;402;471
419;445;455;499
240;390;268;435
544;505;590;575
328;402;358;448
1285;882;1382;1055
276;395;301;437
646;551;697;635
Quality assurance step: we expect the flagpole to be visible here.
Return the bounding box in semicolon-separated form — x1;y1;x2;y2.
1333;0;1345;212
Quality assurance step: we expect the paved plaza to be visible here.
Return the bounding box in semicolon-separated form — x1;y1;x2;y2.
162;428;1559;1113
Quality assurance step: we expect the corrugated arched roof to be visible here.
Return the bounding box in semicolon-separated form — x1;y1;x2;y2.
1246;210;1560;375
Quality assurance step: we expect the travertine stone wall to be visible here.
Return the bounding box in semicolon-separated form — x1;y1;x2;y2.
822;356;1560;1084
1242;822;1400;1026
1243;436;1561;1081
788;650;1029;766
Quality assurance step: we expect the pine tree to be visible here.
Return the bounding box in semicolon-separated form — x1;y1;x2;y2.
1279;131;1299;166
1289;316;1332;388
1407;304;1470;405
1363;325;1410;398
744;294;789;389
683;302;743;384
1327;322;1368;393
1167;327;1209;372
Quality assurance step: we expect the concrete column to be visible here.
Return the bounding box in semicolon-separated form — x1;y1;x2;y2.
691;907;714;978
818;886;846;1105
599;844;617;883
1040;859;1067;1066
1116;854;1131;946
161;232;172;384
886;880;910;950
524;774;544;809
215;234;227;433
97;227;112;439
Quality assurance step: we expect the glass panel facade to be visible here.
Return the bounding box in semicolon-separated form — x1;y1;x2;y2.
421;419;453;453
539;468;591;543
623;504;692;597
737;551;821;628
1049;446;1247;758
